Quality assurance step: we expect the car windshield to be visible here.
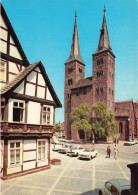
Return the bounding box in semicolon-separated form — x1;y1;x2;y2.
83;149;92;152
121;189;130;195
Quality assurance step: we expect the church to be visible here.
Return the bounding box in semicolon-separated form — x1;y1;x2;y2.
64;8;138;142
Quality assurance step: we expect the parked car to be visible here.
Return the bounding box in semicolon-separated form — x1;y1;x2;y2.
99;179;130;195
52;142;64;151
133;138;138;144
79;148;97;160
58;144;71;154
124;140;135;146
66;145;83;157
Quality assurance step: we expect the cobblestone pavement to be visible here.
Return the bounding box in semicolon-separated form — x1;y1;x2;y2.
1;142;137;195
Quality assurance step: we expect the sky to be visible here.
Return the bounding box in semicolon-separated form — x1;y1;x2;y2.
2;0;138;123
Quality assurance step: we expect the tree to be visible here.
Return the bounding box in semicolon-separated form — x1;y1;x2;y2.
69;104;91;142
91;102;119;140
54;124;60;132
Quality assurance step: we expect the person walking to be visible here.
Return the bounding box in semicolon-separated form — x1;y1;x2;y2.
106;145;111;158
114;144;118;159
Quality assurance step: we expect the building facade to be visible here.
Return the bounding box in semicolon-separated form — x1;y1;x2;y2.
0;4;62;179
64;9;138;142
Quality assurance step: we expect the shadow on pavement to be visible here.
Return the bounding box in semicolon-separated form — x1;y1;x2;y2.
79;189;99;195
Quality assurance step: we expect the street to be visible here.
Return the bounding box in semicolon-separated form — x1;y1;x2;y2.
1;142;138;195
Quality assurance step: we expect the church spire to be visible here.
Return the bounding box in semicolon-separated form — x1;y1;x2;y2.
98;6;112;51
65;11;85;65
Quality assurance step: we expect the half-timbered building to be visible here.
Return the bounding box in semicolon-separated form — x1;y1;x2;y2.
0;4;62;180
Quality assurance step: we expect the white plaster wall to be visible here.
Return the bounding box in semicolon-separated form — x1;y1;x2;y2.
23;151;36;161
23;140;36;150
23;161;36;171
38;73;45;86
0;83;5;88
9;74;17;82
37;160;48;167
0;40;7;54
27;102;41;124
9;61;20;74
0;16;7;29
34;67;40;72
37;86;45;99
10;36;15;44
13;81;24;94
27;71;36;83
7;166;21;174
9;45;22;60
26;83;35;96
1;28;7;40
46;88;53;101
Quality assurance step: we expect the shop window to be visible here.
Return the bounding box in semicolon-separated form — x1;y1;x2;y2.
119;123;123;134
38;140;46;160
9;141;21;166
13;101;24;122
43;106;51;124
0;59;6;82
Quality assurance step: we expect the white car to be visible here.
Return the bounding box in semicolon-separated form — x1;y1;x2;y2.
67;145;83;157
124;140;135;146
52;142;64;151
58;144;71;154
79;148;98;160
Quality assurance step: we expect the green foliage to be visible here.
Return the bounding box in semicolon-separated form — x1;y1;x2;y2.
54;124;60;132
91;102;119;138
70;104;91;132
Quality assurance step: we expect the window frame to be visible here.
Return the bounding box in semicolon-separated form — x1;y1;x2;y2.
37;139;48;162
12;100;25;122
42;106;51;125
8;140;22;168
0;100;5;121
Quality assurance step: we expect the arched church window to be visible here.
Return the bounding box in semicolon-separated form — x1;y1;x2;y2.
119;123;123;134
96;88;99;94
79;68;82;73
100;87;103;94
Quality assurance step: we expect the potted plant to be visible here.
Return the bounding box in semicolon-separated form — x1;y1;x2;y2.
50;158;61;165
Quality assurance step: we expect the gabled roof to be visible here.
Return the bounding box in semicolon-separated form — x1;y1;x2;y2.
65;12;85;65
1;3;29;66
71;77;92;90
1;61;62;108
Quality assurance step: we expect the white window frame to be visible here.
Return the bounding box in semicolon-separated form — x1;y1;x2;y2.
0;58;6;82
42;106;51;125
12;100;25;122
8;140;22;168
0;140;4;170
0;100;5;121
37;139;48;162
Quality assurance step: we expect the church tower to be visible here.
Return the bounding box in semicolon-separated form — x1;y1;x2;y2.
64;12;85;140
92;7;115;111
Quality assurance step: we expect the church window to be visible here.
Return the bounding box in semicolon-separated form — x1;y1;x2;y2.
97;70;103;77
68;79;73;85
0;59;6;82
119;123;123;134
43;106;51;124
79;68;82;73
84;89;87;95
13;101;24;122
97;58;103;65
100;87;103;94
112;74;114;78
68;67;73;73
112;90;114;95
96;88;99;94
76;91;79;96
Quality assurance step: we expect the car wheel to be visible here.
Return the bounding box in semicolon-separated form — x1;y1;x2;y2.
91;156;93;159
99;190;103;195
76;153;78;157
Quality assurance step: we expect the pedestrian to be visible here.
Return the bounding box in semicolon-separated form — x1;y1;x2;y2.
114;144;118;159
106;145;111;158
92;140;95;146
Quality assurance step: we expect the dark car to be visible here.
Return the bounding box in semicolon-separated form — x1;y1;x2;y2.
99;179;130;195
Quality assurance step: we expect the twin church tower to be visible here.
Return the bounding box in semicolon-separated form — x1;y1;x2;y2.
64;8;115;140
